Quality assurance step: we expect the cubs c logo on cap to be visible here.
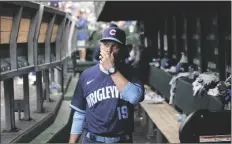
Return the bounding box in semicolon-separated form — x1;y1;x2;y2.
109;29;116;36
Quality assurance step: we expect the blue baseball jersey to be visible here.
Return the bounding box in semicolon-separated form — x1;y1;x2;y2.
70;63;141;136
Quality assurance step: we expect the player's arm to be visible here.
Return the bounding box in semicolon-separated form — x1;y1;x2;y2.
110;71;144;104
69;110;86;143
69;75;87;143
100;49;144;104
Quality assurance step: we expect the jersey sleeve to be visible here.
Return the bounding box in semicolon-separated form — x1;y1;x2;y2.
70;75;87;111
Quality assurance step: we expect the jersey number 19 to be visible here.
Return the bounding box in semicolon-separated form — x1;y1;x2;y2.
117;106;128;120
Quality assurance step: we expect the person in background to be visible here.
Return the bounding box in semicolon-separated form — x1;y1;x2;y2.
116;21;132;28
92;44;100;62
127;44;140;67
117;21;126;28
48;1;62;10
76;10;89;62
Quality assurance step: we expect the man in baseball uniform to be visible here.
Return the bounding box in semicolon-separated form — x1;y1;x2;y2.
69;23;144;143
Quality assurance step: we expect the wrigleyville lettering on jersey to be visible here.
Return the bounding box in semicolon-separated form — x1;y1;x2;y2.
86;86;128;120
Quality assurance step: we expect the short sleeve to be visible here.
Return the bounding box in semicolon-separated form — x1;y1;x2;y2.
70;75;87;111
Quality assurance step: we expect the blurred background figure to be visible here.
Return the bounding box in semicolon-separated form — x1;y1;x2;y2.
48;0;63;10
76;10;89;62
92;44;100;62
126;44;141;67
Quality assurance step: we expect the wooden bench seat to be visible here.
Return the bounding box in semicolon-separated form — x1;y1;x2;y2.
51;24;58;42
0;16;59;44
139;85;180;143
38;22;58;43
1;16;31;44
1;16;13;44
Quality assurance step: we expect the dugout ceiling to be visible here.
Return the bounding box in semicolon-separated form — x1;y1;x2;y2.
95;1;231;22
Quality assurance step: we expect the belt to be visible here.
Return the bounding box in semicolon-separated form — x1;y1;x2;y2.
86;132;131;143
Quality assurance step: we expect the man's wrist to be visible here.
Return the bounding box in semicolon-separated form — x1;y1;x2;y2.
107;66;117;75
110;70;119;76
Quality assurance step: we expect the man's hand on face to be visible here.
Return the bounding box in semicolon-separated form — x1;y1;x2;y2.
100;48;115;71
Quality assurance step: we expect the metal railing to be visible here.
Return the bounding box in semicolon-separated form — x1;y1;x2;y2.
0;1;78;132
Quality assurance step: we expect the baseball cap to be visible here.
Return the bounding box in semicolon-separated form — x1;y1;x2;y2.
99;23;126;45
